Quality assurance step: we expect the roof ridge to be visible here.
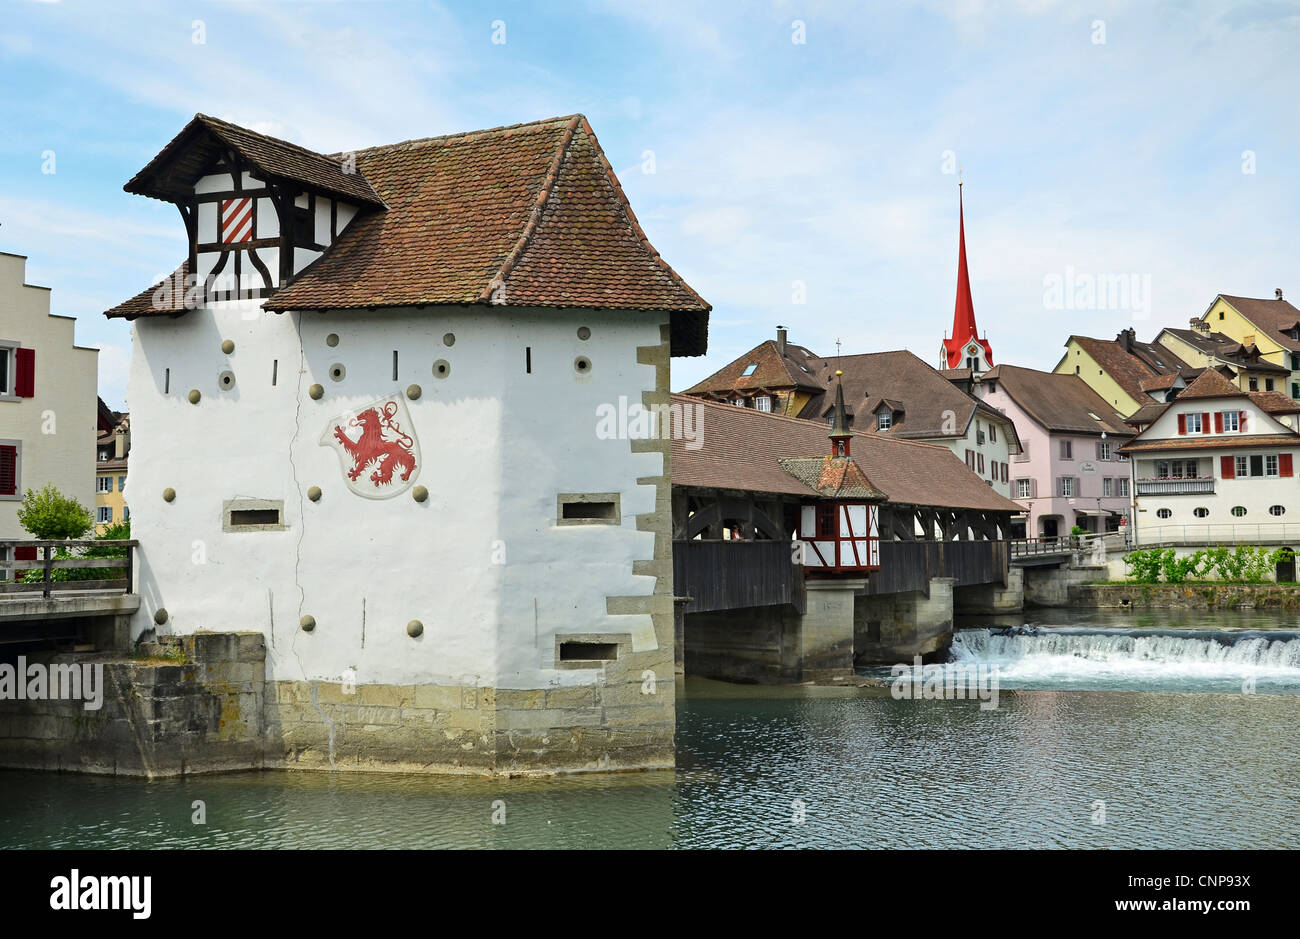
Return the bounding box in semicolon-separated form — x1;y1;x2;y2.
479;115;581;303
337;114;582;159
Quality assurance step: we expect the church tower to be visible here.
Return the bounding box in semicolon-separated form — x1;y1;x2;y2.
940;183;994;374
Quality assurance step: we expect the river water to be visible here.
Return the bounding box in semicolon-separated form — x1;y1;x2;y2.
2;609;1298;849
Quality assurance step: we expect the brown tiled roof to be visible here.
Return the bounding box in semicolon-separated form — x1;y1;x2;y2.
105;262;190;319
1121;433;1300;454
1218;294;1300;352
1139;373;1182;392
1125;402;1168;426
800;350;1009;442
126;114;384;207
107;115;710;355
981;364;1131;436
682;339;825;396
1177;367;1243;399
1068;333;1190;404
671;395;1021;512
778;457;887;500
1248;391;1300;414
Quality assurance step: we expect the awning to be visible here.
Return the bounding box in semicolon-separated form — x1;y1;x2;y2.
1074;508;1122;517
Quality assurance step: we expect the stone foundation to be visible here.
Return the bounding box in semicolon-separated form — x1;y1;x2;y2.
1069;582;1300;611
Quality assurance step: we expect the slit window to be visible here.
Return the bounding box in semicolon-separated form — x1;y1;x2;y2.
223;499;287;532
392;350;399;380
526;347;532;374
557;493;620;526
559;641;619;662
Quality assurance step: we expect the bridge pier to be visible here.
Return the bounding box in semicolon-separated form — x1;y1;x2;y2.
953;566;1024;615
854;577;957;664
799;579;866;680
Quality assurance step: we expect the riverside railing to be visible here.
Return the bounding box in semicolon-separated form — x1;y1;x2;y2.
0;540;137;600
1134;477;1215;496
1133;524;1300;547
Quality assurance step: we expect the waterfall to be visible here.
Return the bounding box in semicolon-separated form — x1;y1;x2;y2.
945;626;1300;691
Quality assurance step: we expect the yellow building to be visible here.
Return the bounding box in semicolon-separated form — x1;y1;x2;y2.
1173;292;1300;399
94;412;129;533
1052;329;1192;417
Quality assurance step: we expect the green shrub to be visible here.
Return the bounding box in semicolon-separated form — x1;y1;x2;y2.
1124;548;1164;583
15;484;93;540
1161;548;1207;584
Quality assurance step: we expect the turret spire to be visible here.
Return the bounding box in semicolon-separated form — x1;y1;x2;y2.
829;370;851;457
940;183;994;372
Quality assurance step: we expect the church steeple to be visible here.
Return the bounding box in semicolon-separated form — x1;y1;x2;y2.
828;369;851;457
940;183;994;373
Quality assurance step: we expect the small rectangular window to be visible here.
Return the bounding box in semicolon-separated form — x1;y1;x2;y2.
97;506;112;524
0;441;20;498
559;641;619;662
0;348;9;395
223;499;287;532
272;359;278;386
165;368;170;394
525;347;532;374
1060;440;1073;459
392;350;399;381
97;476;112;493
557;494;620;525
1250;455;1264;477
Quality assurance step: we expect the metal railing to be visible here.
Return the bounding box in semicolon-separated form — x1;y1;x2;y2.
1132;524;1300;547
1135;478;1215;496
0;540;137;600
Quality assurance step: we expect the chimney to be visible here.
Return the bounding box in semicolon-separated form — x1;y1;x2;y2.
776;325;788;357
1188;317;1209;336
1276;288;1284;301
1116;327;1136;352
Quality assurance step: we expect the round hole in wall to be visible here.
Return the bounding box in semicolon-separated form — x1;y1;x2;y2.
326;333;340;348
221;339;235;355
218;370;236;391
433;359;451;379
443;333;456;347
1193;507;1209;518
1156;508;1172;519
329;363;346;382
577;326;591;341
574;356;591;375
1270;505;1286;516
1232;506;1247;517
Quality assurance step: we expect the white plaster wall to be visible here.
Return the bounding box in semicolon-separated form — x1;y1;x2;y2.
126;301;665;690
0;254;98;539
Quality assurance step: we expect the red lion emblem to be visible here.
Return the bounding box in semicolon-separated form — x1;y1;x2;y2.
332;401;416;487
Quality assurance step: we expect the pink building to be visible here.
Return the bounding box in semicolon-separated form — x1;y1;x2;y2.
964;365;1133;539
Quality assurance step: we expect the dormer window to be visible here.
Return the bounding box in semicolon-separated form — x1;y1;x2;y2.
877;411;892;430
755;395;772;412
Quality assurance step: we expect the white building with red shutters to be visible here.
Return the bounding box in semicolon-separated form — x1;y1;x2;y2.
1120;368;1300;543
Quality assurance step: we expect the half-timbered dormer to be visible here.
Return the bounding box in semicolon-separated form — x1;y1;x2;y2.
781;371;885;573
122;114;385;306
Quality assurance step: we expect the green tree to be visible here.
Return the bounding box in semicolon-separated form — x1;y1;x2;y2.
15;484;94;540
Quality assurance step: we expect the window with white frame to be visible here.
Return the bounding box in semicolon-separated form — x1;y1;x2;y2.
1185;412;1203;433
0;345;11;396
1222;411;1239;432
1117;478;1130;497
1058;476;1076;497
877;411;892;430
1015;478;1032;499
755;395;772;412
1103;477;1113;497
1099;441;1112;460
97;506;112;524
1235;455;1248;477
96;476;113;493
989;424;997;442
1266;454;1279;477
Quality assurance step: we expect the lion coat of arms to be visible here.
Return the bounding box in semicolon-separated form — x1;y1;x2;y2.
320;397;421;499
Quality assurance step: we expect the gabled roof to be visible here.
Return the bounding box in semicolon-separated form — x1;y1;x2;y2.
981;364;1131;436
1125;402;1168;426
1249;390;1300;415
126;113;385;207
671;395;1021;512
106;114;711;355
778;457;887;500
1121;433;1300;454
1214;294;1300;352
1177;367;1244;399
1065;332;1191;404
682;339;825;396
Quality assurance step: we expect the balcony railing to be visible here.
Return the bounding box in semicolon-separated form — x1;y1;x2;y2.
1135;477;1215;496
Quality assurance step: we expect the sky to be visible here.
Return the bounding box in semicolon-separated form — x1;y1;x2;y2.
2;0;1299;411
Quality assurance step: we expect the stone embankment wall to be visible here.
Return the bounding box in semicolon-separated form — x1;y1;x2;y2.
1069;583;1300;610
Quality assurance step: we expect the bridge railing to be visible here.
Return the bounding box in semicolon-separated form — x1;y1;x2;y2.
0;540;137;600
1132;523;1300;547
1008;536;1074;557
673;539;804;614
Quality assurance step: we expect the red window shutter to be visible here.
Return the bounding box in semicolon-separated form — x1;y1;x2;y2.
14;545;37;562
1201;412;1211;434
1239;411;1248;432
14;347;34;398
1177;414;1186;435
1214;412;1223;433
1221;455;1235;479
1281;454;1294;477
0;445;15;495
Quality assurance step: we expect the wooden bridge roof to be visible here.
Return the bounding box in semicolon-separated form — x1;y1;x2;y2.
671;395;1021;512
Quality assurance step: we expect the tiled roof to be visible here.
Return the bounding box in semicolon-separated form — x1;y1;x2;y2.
1125;402;1168;426
682;339;825;396
981;364;1131;436
1218;294;1300;352
105;262;189;319
1248;391;1300;414
1177;368;1243;399
107;115;710;355
126;114;385;207
1121;433;1300;454
671;395;1021;512
1067;333;1190;404
778;457;887;500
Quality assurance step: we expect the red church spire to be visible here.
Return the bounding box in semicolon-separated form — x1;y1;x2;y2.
940;183;994;371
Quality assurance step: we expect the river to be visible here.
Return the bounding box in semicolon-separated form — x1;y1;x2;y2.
2;609;1298;849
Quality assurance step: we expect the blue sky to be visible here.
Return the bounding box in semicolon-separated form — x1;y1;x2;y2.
2;0;1299;410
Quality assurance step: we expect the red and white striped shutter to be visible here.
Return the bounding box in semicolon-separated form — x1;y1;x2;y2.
221;197;254;244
